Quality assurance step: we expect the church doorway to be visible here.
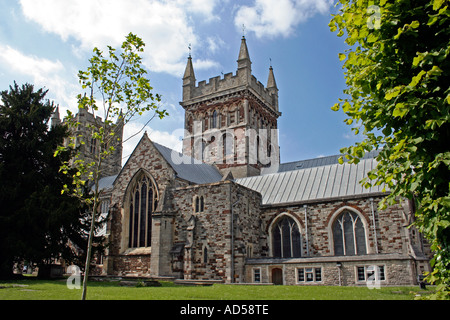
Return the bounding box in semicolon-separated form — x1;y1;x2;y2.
271;268;283;285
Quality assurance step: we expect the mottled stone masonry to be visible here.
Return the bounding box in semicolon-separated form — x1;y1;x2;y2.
260;197;410;259
103;137;431;285
169;181;262;282
104;134;185;277
99;36;431;286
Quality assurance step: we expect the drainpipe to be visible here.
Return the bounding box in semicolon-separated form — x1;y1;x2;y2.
230;184;241;283
336;262;342;286
303;205;309;256
370;198;379;254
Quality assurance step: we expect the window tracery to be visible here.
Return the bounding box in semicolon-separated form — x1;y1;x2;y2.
332;210;367;256
272;216;301;258
128;174;158;248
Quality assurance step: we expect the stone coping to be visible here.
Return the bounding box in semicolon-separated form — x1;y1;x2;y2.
245;253;428;265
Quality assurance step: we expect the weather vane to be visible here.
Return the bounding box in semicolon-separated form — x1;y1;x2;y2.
188;43;192;57
242;24;246;38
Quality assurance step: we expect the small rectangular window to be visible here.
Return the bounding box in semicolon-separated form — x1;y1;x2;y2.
315;268;322;282
305;268;314;282
357;265;386;282
195;197;200;213
297;267;322;283
253;268;261;283
378;265;385;281
357;266;366;281
297;268;304;282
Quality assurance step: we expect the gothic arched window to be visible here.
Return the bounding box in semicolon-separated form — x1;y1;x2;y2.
272;216;301;258
222;133;233;159
128;174;158;248
212;111;218;128
332;210;367;256
194;196;204;213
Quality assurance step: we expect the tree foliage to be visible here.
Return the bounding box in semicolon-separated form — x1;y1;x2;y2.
0;83;86;278
329;0;450;299
57;33;166;299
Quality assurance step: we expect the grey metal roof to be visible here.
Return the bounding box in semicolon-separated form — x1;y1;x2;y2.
153;142;223;185
96;174;118;192
236;158;387;205
272;149;381;174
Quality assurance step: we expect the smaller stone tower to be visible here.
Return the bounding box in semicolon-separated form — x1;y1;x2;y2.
51;106;61;128
51;107;124;179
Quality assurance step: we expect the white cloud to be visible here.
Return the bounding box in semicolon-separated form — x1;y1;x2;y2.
0;44;77;112
174;0;220;21
206;36;225;54
234;0;334;39
19;0;219;76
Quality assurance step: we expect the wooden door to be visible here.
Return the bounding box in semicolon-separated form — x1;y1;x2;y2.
272;268;283;285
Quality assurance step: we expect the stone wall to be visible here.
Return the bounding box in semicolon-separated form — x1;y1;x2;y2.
245;255;421;286
168;181;262;282
104;134;185;277
259;196;415;259
241;195;431;285
187;70;276;112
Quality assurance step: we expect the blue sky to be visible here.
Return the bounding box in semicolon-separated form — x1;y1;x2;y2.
0;0;359;165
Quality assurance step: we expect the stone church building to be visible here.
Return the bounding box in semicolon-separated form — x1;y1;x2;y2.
79;37;431;286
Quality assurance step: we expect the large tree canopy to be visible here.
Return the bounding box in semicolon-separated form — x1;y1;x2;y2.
329;0;450;298
0;83;89;278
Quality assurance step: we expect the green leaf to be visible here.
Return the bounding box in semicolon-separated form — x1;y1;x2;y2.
410;20;420;29
433;0;445;11
427;65;442;77
367;33;378;43
408;70;426;88
393;103;408;118
339;53;346;61
428;15;439;26
412;54;424;67
385;86;402;100
331;103;340;111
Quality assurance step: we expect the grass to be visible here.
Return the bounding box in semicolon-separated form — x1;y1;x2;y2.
0;278;432;300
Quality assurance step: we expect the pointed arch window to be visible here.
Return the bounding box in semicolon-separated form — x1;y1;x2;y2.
203;246;208;264
212;111;218;129
194;196;204;213
222;133;233;158
128;174;158;248
272;216;301;258
332;210;367;256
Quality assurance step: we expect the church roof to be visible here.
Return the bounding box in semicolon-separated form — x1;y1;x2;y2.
152;142;223;185
97;174;118;192
273;149;381;174
235;157;387;206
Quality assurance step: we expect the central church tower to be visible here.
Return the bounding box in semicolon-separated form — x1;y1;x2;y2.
180;37;282;178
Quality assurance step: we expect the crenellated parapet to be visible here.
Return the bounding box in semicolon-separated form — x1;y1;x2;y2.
180;36;281;178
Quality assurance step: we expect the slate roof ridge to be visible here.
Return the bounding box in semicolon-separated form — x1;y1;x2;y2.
272;149;381;174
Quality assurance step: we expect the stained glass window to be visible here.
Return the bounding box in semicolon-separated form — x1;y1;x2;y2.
272;216;301;258
128;174;157;248
333;211;367;256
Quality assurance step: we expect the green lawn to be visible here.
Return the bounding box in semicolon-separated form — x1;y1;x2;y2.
0;278;431;300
